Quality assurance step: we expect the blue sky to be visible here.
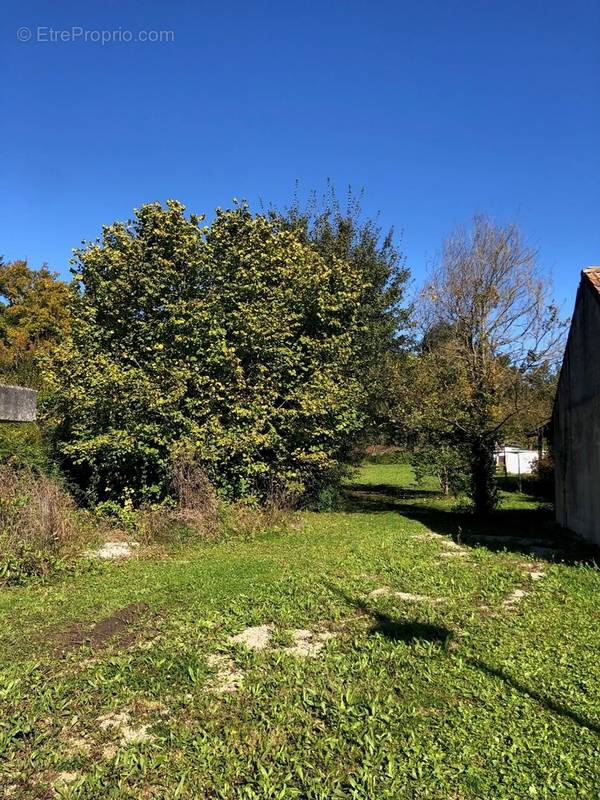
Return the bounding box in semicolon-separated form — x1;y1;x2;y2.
2;0;599;310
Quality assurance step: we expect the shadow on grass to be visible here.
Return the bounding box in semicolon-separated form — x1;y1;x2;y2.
372;616;451;645
334;585;600;735
344;482;438;513
343;482;596;566
471;659;600;735
330;584;454;647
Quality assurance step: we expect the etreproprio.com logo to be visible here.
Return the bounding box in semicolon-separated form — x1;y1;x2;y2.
16;26;175;44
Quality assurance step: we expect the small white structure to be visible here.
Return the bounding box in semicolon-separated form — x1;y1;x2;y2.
494;445;539;476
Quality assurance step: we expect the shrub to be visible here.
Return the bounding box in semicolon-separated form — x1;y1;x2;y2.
134;448;221;545
0;464;87;584
527;451;555;501
171;444;219;531
0;422;50;471
311;485;344;512
134;506;197;546
410;442;471;496
220;499;292;540
45;201;365;507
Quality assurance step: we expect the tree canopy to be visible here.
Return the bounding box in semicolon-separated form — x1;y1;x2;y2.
268;185;411;440
0;259;72;387
394;216;565;513
44;200;368;505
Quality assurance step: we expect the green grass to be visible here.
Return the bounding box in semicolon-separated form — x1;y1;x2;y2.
1;465;599;798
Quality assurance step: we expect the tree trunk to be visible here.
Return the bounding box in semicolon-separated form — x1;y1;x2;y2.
471;438;497;516
441;467;449;495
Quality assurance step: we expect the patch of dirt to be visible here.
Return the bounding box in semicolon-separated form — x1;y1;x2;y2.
396;591;441;603
86;540;139;560
283;629;335;658
61;735;91;756
224;623;336;661
98;710;155;745
55;602;149;654
529;571;546;581
369;586;392;597
229;624;273;651
503;588;528;609
442;540;466;551
55;771;79;786
368;587;442;603
205;653;243;692
102;744;118;760
131;698;169;715
439;551;468;558
519;562;547;581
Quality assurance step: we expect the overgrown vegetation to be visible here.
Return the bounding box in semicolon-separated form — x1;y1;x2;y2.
0;463;87;584
0;464;597;798
2;203;561;519
0;194;582;796
43;200;374;506
0;452;292;586
269;184;411;439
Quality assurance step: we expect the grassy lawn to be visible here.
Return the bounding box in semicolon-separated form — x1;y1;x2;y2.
2;465;600;798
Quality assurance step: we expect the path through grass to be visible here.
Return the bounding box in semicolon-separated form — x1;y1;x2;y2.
1;465;599;798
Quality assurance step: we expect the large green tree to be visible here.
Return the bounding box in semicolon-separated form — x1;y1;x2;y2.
45;201;367;505
269;185;411;439
0;258;72;387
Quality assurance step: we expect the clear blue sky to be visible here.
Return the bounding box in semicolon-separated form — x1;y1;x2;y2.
2;0;599;310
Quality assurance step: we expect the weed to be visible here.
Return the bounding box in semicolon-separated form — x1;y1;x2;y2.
0;464;598;798
0;464;94;584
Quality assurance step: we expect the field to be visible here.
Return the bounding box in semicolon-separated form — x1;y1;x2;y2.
1;464;600;798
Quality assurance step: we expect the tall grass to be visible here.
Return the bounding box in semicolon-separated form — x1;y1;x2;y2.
0;464;89;584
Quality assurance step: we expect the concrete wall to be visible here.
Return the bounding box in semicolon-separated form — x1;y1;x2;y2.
0;384;37;422
554;278;600;545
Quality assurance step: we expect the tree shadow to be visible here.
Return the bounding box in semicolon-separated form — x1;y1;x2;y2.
470;658;600;735
343;482;438;514
331;584;600;736
372;616;451;645
343;482;597;566
329;584;454;646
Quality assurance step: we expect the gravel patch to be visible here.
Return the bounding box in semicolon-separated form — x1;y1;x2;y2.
86;541;139;560
229;624;273;651
283;629;335;658
98;710;154;745
206;653;243;692
503;588;528;609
